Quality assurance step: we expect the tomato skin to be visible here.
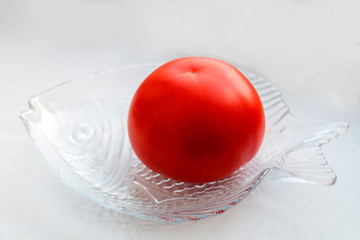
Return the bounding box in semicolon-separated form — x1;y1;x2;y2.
128;57;265;183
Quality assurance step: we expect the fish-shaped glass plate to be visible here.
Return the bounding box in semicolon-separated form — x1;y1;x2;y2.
20;64;348;223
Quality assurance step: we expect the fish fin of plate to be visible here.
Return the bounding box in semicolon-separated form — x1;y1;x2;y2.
268;122;349;185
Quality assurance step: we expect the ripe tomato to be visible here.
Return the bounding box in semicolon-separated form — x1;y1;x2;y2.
128;57;265;183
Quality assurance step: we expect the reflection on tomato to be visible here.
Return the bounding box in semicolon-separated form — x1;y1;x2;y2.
128;57;265;183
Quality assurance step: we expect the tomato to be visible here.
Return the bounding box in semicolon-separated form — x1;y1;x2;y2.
127;57;265;183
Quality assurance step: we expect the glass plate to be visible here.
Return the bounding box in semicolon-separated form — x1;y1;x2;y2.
20;64;348;223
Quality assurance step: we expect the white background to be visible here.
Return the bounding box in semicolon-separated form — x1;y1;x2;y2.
1;0;359;239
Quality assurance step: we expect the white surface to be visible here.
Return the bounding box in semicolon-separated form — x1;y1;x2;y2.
1;0;359;239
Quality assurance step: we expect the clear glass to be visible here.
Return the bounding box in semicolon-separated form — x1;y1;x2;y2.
20;64;348;223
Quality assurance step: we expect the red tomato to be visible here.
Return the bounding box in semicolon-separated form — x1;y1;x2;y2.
128;57;265;183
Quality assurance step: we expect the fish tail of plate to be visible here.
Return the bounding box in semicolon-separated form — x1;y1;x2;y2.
268;122;349;185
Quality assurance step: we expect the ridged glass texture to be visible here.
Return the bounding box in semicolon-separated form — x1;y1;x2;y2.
20;64;348;223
